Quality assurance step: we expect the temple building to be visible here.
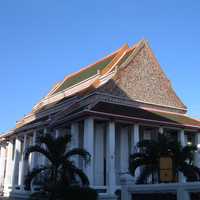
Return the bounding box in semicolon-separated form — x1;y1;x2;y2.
0;40;200;199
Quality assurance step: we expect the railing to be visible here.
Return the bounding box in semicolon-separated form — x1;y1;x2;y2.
120;174;200;200
92;186;107;193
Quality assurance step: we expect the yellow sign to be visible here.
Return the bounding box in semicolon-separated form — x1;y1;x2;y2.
159;157;173;182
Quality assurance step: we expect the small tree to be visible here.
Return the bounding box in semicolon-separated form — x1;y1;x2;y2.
25;132;97;200
129;133;200;184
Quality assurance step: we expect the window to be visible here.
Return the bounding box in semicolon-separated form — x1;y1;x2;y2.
140;126;159;141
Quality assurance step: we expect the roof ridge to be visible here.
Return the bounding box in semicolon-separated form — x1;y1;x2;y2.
112;39;146;73
100;44;130;75
111;41;141;69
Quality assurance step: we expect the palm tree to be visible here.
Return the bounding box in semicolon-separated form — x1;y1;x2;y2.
24;132;97;200
129;133;200;184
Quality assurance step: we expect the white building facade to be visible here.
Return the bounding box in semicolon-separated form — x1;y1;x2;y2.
0;40;200;199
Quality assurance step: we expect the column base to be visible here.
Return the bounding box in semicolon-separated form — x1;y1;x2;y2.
3;184;13;197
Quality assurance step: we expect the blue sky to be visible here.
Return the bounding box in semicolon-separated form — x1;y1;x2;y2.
0;0;200;133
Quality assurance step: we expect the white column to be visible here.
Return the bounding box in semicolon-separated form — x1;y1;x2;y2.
4;141;13;195
159;127;164;134
71;122;79;166
133;124;140;153
0;145;6;188
107;121;116;194
131;124;140;178
55;129;59;138
19;134;28;189
83;118;94;185
179;129;186;147
31;131;37;170
43;128;47;136
41;128;48;166
195;133;200;167
120;127;129;174
120;175;134;200
178;129;186;183
94;123;105;186
12;137;21;187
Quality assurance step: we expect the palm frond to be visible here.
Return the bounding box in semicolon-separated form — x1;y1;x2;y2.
70;166;90;186
136;166;154;184
54;134;71;155
65;148;91;163
24;166;51;190
129;133;199;184
39;134;57;155
179;162;200;182
24;132;93;199
168;140;181;154
137;140;156;149
59;159;89;186
130;153;147;160
181;145;197;163
137;140;160;159
129;156;152;176
25;145;52;163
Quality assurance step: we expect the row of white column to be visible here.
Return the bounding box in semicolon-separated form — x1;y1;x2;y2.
81;118;140;194
0;144;6;190
1;121;200;197
0;119;132;195
84;125;200;192
1;131;37;195
0;120;138;196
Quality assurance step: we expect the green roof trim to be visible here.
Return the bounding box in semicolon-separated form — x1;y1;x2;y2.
152;111;200;127
54;53;116;94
